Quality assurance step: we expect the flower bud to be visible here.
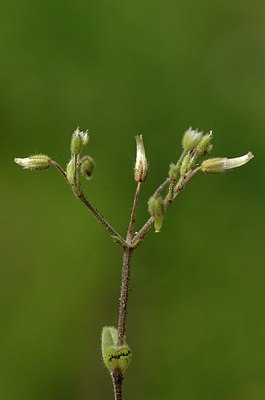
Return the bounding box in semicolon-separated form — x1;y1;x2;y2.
168;163;179;181
66;158;76;185
14;154;50;170
180;153;191;176
201;152;254;173
101;327;132;374
182;127;203;151
134;135;148;182
148;196;165;233
80;156;95;181
71;128;89;155
196;132;213;155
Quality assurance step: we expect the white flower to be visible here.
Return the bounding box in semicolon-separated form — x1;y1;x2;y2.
201;152;254;173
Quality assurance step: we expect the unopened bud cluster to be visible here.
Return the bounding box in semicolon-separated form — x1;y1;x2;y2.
66;128;95;192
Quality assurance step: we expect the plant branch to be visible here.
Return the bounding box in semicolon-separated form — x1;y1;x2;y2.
112;371;123;400
153;177;170;197
117;247;132;346
50;159;126;247
127;182;142;241
76;192;126;246
131;166;201;246
152;150;188;199
113;180;144;399
49;159;67;180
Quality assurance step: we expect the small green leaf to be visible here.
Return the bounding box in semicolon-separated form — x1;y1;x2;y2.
101;326;132;373
103;346;132;373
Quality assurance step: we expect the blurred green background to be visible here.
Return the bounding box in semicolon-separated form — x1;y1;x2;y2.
1;0;265;399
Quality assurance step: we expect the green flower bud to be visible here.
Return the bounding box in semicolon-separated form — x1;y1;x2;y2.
101;327;132;374
14;154;50;170
134;135;148;182
201;152;254;173
168;163;179;181
182;127;203;151
196;132;213;155
180;153;191;176
71;128;89;155
148;196;165;233
80;156;95;181
66;158;76;185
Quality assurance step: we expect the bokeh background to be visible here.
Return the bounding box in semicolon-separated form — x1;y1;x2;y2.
1;1;265;399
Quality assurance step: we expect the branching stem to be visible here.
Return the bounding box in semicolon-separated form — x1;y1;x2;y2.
77;192;126;246
131;166;201;246
51;158;201;400
49;159;126;247
127;182;142;241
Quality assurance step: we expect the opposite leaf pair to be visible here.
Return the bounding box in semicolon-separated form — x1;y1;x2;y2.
102;326;132;374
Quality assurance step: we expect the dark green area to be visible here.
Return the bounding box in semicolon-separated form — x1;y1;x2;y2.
1;1;265;399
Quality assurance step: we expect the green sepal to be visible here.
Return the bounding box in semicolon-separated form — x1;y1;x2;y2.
80;156;95;180
180;153;191;176
148;196;165;233
71;133;83;155
168;163;179;181
196;132;213;156
66;158;75;186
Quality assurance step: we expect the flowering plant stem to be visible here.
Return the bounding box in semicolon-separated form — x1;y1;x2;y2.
50;158;201;400
15;128;253;400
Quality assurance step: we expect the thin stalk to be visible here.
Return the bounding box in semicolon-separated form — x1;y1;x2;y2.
172;166;201;200
152;150;187;199
117;180;142;345
77;192;126;246
49;159;67;180
117;247;132;346
153;177;170;198
50;159;126;247
112;371;123;400
127;181;142;241
114;180;143;399
131;166;201;246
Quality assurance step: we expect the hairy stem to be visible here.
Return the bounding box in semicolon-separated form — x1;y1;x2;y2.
153;177;170;198
49;159;67;180
114;181;143;399
152;150;188;199
117;247;133;346
77;192;126;246
127;182;142;241
112;371;123;400
131;166;201;246
50;159;126;246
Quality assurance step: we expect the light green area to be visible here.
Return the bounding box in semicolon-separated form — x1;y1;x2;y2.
1;0;265;399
